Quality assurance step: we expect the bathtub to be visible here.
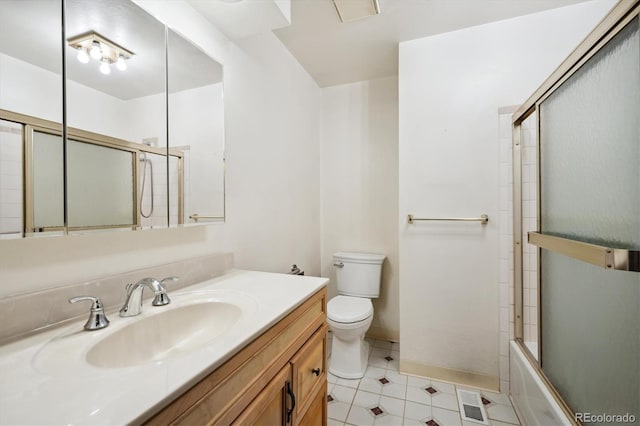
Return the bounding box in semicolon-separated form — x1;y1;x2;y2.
509;341;572;425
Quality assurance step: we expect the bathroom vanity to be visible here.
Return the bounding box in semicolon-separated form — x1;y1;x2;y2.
147;284;328;425
0;270;328;425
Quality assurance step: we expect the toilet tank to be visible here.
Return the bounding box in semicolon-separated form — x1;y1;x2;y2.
334;252;385;298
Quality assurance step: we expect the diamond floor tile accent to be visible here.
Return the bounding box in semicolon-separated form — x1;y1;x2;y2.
326;339;520;426
370;406;384;416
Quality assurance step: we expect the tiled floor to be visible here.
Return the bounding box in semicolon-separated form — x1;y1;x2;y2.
327;339;520;426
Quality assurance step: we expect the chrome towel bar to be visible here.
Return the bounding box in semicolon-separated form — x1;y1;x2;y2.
407;214;489;225
189;214;224;222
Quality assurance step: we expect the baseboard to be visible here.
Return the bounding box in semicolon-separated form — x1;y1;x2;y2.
400;359;499;392
366;326;399;342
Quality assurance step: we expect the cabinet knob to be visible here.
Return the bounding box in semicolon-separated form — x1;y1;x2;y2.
312;368;321;376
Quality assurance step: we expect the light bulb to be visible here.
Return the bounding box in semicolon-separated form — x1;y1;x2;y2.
76;48;89;64
116;56;127;71
90;42;102;60
99;61;111;75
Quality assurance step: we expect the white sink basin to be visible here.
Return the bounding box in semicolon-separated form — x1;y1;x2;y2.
87;301;241;368
32;289;258;373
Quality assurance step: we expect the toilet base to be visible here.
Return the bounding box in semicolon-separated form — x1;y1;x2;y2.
329;336;370;379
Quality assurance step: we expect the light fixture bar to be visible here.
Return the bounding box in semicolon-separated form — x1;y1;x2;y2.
67;31;134;64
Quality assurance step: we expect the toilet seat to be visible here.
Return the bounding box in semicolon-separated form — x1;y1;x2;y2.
327;295;373;323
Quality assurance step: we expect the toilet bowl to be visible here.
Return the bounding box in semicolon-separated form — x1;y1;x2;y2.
327;295;374;378
327;252;385;379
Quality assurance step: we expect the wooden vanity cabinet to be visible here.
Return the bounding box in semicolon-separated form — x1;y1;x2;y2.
146;288;327;426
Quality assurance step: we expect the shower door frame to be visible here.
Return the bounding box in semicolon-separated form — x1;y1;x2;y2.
512;0;640;422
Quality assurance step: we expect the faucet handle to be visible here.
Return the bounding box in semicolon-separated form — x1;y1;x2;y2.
69;296;110;331
151;276;177;306
160;276;179;287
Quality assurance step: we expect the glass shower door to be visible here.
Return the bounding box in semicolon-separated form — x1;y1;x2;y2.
534;17;640;422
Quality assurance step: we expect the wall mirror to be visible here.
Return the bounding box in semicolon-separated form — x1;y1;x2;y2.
0;0;64;238
0;0;225;239
167;29;225;226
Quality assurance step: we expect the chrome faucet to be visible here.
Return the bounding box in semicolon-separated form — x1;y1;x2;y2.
119;276;176;317
69;296;110;331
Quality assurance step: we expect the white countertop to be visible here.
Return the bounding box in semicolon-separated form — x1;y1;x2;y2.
0;270;327;425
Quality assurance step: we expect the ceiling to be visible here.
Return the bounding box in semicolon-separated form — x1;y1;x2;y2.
273;0;592;87
0;0;222;101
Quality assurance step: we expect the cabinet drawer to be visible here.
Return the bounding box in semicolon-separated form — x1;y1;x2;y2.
291;324;327;416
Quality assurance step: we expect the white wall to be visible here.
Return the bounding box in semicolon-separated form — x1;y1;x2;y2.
399;0;615;382
0;0;321;298
320;76;399;340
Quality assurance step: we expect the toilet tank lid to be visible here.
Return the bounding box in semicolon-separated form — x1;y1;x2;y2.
333;252;385;264
328;296;373;323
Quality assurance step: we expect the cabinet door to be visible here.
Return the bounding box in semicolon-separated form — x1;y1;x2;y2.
297;383;327;426
291;324;327;419
232;364;293;426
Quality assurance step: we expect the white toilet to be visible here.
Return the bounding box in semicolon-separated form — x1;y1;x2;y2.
328;252;385;379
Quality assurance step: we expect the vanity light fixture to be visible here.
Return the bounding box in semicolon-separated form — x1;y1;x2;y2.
68;31;134;75
99;60;111;75
115;55;127;71
76;48;90;64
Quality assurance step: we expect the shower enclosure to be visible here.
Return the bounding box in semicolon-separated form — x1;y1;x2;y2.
512;1;640;423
